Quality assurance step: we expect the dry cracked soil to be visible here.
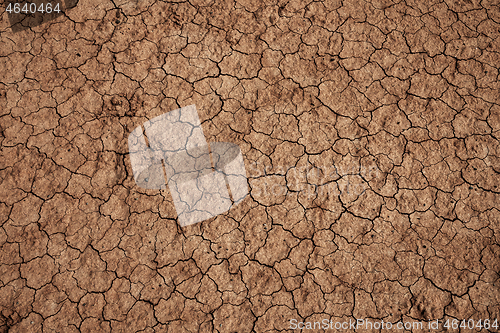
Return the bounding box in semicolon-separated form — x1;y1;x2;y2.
1;0;500;332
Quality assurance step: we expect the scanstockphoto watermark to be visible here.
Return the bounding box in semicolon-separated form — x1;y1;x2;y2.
247;162;381;200
290;318;437;331
128;105;248;227
289;318;499;331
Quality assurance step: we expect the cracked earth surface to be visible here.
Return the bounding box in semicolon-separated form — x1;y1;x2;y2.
1;0;500;332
